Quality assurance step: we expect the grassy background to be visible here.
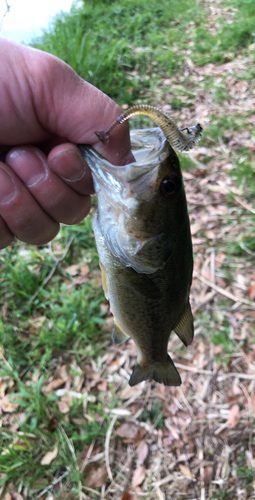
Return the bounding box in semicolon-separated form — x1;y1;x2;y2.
1;0;255;498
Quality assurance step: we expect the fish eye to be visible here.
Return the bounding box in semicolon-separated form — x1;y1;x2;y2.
160;175;181;198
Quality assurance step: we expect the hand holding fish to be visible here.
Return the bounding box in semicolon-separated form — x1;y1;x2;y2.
0;37;133;249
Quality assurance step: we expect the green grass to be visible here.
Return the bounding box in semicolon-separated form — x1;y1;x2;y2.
31;0;255;106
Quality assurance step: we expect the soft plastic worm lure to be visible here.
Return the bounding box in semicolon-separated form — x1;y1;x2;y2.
95;104;203;153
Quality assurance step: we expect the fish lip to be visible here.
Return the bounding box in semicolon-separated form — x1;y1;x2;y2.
79;127;170;181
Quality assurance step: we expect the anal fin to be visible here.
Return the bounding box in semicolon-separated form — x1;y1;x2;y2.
112;321;129;346
129;355;181;387
173;301;194;346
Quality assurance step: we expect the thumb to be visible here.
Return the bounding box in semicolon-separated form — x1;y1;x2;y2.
27;48;134;166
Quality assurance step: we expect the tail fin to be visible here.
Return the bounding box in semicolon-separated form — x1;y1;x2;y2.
129;355;181;387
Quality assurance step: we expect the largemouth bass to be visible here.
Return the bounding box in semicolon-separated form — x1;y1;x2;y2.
79;110;202;386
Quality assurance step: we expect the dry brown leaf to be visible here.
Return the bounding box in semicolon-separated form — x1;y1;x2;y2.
85;466;108;488
136;440;149;465
228;404;241;428
0;380;8;397
97;379;108;391
65;264;80;276
205;230;216;240
132;465;146;487
247;283;255;300
115;422;146;444
12;493;24;500
190;223;202;235
29;315;46;328
120;385;141;400
73;275;89;285
48;416;59;432
116;422;139;441
1;301;8;318
0;395;18;413
178;464;194;478
249;478;255;491
57;398;70;414
43;378;65;396
101;316;114;331
203;466;213;486
40;446;58;465
80;264;90;276
121;489;139;500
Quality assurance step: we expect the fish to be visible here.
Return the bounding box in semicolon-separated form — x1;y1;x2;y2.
79;108;202;386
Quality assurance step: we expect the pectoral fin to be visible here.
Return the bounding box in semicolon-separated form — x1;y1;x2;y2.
112;321;129;346
129;355;181;387
173;302;194;347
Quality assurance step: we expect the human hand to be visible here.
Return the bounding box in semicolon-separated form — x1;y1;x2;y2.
0;37;133;249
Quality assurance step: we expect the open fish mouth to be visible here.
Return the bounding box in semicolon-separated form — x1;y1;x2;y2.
79;127;169;204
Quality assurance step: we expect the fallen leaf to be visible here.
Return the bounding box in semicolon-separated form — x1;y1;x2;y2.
115;422;146;444
97;379;108;391
177;453;194;463
12;493;24;500
203;466;213;486
65;264;80;276
80;264;90;276
132;465;146;487
249;478;255;491
0;380;8;397
85;466;108;488
43;378;65;396
116;422;139;440
190;223;202;235
57;398;70;414
178;464;194;478
136;440;149;465
101;316;114;331
73;275;89;285
120;385;141;400
48;416;59;432
247;283;255;300
28;315;46;328
40;446;58;465
121;489;139;500
0;395;18;413
228;404;240;428
1;301;8;318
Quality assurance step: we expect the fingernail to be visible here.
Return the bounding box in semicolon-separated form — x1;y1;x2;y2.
49;151;86;182
8;148;47;187
0;166;17;205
